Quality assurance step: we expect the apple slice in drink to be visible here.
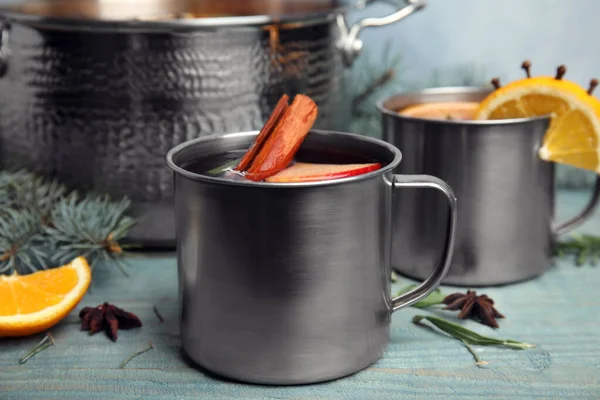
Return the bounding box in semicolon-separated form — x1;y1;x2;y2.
265;162;381;183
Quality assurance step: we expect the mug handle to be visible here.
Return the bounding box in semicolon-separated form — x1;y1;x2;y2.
337;0;427;66
553;175;600;236
389;174;457;312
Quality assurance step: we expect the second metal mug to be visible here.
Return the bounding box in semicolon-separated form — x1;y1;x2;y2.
166;129;457;385
378;87;600;286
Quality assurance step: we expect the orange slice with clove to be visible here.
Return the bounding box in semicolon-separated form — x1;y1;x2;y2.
0;257;91;337
474;63;600;174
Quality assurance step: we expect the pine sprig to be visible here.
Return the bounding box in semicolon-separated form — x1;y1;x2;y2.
0;169;29;210
44;194;136;274
0;208;47;274
347;39;405;138
24;177;68;219
0;169;136;276
554;234;600;266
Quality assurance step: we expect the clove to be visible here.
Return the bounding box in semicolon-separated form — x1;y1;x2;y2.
588;79;598;95
521;60;532;78
555;65;567;80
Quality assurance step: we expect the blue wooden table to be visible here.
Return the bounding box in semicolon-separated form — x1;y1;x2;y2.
1;190;600;399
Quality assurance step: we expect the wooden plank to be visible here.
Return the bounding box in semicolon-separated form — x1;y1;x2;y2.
1;191;599;399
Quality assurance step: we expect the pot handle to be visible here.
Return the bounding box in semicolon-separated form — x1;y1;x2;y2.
553;175;600;236
389;174;457;312
337;0;426;66
0;19;9;78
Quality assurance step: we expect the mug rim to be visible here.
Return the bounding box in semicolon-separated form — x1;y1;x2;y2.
165;129;403;188
376;86;552;126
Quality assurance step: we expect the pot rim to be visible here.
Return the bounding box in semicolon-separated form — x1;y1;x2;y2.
165;129;403;189
0;0;374;31
376;86;552;126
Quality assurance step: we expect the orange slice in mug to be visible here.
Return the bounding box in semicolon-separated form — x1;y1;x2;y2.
474;69;600;174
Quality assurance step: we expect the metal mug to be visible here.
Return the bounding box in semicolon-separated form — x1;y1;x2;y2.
378;86;600;287
166;129;457;385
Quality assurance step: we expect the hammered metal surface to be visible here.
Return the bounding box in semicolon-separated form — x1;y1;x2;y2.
0;20;351;245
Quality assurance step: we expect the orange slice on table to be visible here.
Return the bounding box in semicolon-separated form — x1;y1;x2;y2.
0;257;91;338
474;72;600;174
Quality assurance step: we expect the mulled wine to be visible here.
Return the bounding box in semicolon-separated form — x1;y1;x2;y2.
183;146;382;183
183;94;382;183
398;101;479;121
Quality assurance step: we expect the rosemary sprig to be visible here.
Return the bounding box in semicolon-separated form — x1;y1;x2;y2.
412;315;535;350
19;333;55;364
119;341;155;369
554;233;600;266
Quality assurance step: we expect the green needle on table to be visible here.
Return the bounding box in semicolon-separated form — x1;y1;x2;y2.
19;333;55;364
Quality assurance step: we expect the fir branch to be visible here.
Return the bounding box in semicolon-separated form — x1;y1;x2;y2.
0;169;66;218
554;234;600;266
25;177;68;220
0;168;137;275
0;169;31;210
0;208;47;274
44;194;136;273
352;69;395;112
347;39;405;138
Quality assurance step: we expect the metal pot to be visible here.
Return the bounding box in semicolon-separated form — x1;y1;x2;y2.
166;129;457;385
0;0;425;247
378;87;600;286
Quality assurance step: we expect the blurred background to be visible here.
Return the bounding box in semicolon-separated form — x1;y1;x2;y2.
352;0;596;88
0;0;596;189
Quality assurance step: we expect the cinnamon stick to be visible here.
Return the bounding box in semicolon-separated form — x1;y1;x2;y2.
235;94;289;172
244;94;318;182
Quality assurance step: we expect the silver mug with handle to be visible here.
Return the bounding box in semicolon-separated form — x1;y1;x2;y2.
378;87;600;286
166;129;457;385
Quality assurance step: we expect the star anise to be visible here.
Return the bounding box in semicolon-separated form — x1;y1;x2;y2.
442;290;505;328
79;303;142;342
